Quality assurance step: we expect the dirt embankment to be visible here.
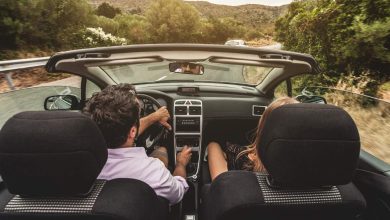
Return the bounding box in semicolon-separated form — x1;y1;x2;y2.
246;36;275;47
0;50;69;92
0;68;71;93
326;93;390;163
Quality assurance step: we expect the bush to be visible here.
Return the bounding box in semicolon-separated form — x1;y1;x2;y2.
74;27;127;48
275;0;390;93
96;2;121;19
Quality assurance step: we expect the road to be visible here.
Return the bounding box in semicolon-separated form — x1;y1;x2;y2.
0;85;81;128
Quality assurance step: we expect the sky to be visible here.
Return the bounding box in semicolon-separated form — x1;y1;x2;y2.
187;0;293;6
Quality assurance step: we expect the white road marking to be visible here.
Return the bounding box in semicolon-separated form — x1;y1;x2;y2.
156;75;168;81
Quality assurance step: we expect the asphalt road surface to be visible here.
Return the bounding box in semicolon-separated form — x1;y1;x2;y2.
0;85;81;128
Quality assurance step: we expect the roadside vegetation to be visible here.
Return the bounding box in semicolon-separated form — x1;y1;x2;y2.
0;0;277;59
275;0;389;97
327;91;390;163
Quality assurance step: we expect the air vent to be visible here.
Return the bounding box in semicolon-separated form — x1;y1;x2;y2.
253;105;266;116
189;106;201;115
191;100;201;105
175;106;187;115
176;100;185;105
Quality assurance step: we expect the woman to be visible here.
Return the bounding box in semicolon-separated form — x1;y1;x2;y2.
207;97;298;181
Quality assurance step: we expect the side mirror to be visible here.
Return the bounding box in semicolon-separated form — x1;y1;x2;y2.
169;62;204;75
44;95;80;110
296;95;327;104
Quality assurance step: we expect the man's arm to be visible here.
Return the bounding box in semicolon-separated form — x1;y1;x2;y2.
173;163;187;179
138;106;172;135
156;145;191;205
173;146;192;178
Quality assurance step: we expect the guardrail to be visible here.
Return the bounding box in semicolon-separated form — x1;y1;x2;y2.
0;57;50;90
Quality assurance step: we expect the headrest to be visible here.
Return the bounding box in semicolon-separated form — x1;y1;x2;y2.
257;103;360;187
0;111;107;196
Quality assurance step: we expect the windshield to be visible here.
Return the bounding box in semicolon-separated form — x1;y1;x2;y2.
100;61;273;86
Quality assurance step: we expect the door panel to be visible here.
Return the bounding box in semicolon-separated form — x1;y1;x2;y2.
355;151;390;220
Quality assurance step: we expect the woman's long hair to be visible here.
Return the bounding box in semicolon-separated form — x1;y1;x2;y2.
237;97;299;172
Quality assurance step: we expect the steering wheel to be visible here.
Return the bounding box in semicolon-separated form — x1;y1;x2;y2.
136;94;170;153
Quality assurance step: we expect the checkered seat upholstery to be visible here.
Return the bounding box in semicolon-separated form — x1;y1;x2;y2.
0;111;168;220
201;104;366;220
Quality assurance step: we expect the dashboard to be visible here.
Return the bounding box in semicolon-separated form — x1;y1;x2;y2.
136;82;271;119
136;82;272;180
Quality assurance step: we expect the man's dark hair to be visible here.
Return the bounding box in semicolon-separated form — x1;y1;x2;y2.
83;83;140;149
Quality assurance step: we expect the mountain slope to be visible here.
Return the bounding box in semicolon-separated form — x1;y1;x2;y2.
89;0;288;28
189;1;288;27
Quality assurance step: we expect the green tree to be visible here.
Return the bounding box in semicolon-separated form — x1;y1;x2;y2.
145;0;201;43
275;0;390;81
96;2;121;19
199;17;245;43
95;15;120;35
30;0;95;49
115;14;150;44
0;0;33;49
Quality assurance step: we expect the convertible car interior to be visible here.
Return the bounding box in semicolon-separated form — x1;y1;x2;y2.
0;44;388;220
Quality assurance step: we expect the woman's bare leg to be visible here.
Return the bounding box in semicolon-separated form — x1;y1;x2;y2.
207;142;228;181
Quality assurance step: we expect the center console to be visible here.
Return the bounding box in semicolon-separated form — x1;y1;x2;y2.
173;99;202;180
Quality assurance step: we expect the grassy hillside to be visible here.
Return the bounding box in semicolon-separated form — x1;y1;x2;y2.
89;0;149;12
89;0;288;31
189;1;288;27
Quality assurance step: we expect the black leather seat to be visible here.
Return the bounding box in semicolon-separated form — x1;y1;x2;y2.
0;111;168;220
201;103;366;220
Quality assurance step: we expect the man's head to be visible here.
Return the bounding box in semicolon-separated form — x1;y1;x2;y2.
83;83;140;149
180;63;202;74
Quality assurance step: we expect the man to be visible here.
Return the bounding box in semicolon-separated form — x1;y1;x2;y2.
175;63;203;75
83;83;192;205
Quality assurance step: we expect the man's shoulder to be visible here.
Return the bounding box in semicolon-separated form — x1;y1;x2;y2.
135;155;166;169
148;156;166;168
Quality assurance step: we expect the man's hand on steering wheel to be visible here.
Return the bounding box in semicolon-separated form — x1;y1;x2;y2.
136;94;171;151
151;106;172;131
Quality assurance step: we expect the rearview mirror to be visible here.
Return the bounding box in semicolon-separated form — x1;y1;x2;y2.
169;62;204;75
44;95;80;110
